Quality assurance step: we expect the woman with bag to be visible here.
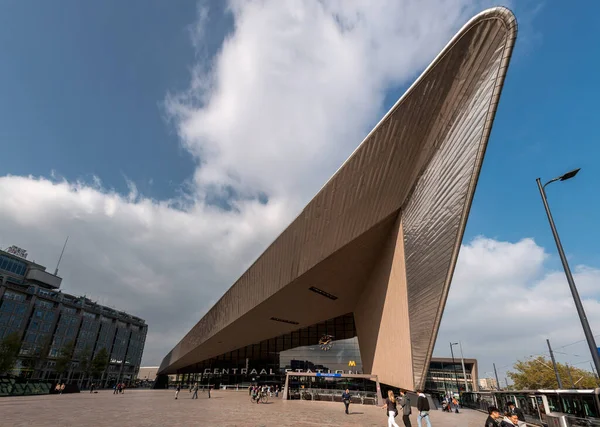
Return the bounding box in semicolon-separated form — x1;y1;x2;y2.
381;390;400;427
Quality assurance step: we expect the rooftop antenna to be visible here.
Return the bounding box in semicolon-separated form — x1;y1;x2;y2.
54;236;69;276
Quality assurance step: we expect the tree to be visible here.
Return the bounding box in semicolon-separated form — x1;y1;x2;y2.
91;348;109;380
78;346;92;386
508;356;599;389
21;337;52;379
55;340;75;380
0;332;22;375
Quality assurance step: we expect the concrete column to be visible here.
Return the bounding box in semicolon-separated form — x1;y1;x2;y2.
354;213;414;391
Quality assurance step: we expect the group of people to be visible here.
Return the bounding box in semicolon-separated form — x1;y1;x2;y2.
112;382;126;394
249;384;279;403
485;402;526;427
341;388;420;427
175;383;210;399
441;395;460;413
54;383;66;394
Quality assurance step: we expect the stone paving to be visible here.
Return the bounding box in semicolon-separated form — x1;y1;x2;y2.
0;389;487;427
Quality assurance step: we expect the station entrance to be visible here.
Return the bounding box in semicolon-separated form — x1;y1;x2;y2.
282;372;382;406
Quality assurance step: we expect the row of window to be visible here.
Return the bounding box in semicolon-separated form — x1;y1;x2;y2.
0;256;27;276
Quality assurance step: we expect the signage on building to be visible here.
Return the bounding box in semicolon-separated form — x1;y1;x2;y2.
348;360;356;367
200;367;361;376
6;245;28;259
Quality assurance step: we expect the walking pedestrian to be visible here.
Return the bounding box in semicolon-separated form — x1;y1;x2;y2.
191;383;198;399
452;396;459;413
59;383;65;395
89;383;95;394
381;390;400;427
341;389;351;415
416;390;432;427
399;390;412;427
175;384;181;399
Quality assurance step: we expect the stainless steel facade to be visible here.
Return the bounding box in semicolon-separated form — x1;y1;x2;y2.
159;7;517;391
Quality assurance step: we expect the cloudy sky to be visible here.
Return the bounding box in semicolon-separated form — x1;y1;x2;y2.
1;0;600;383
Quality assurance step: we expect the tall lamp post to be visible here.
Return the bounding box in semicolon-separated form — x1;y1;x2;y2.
450;342;461;395
536;168;600;376
459;341;469;392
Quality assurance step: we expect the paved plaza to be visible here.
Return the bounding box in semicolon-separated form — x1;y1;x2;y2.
0;389;488;426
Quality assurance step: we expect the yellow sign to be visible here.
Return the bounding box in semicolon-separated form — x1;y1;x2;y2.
348;361;356;367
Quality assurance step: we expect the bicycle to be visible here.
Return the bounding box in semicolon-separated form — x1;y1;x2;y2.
250;392;268;404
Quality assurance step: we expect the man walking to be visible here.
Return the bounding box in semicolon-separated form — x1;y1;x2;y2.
399;390;412;427
341;389;351;414
191;383;199;399
416;390;432;427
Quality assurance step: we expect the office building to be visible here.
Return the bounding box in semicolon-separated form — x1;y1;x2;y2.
0;245;147;388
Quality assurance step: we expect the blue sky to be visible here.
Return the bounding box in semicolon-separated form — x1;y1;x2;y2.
0;1;599;370
2;1;598;266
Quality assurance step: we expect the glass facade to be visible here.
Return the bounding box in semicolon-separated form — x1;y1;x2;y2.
177;313;375;393
74;312;100;357
94;316;117;356
20;299;55;356
425;360;476;396
125;325;145;367
49;309;80;357
0;291;29;339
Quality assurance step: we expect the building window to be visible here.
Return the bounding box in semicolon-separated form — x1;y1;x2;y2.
3;291;26;302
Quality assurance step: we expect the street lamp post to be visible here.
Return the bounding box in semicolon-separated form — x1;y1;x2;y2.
450;342;461;396
459;341;469;392
536;168;600;376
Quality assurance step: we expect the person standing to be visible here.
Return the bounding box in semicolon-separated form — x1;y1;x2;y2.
416;390;432;427
341;389;351;415
175;384;181;400
89;383;95;394
381;390;400;427
485;406;502;427
191;383;198;399
399;390;412;427
59;383;65;395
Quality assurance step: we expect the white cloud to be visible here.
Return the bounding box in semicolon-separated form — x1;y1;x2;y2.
436;237;600;382
0;0;534;367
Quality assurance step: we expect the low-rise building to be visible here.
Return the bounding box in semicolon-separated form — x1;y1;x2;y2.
479;377;498;390
425;357;479;396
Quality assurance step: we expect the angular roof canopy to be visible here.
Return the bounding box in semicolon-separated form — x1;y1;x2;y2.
159;7;517;390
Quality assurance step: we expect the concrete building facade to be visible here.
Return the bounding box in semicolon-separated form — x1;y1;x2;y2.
158;7;518;394
0;246;147;387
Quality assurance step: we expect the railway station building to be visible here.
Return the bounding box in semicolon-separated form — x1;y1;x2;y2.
157;7;517;396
